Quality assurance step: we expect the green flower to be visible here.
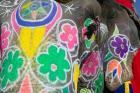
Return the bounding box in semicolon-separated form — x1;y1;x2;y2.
80;88;91;93
94;71;104;93
0;50;24;90
36;45;70;82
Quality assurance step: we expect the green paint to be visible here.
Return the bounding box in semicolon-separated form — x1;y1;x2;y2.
113;24;120;35
36;45;70;82
104;52;113;62
94;71;104;93
22;8;31;16
0;50;24;90
62;87;69;93
84;18;93;27
85;39;92;49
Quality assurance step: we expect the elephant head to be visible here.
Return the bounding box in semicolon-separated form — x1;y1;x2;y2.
99;0;140;91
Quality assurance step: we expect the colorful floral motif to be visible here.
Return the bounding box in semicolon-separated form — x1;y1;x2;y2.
0;50;24;90
60;23;78;50
1;24;11;52
36;45;70;82
106;59;122;83
110;35;129;59
82;18;98;49
81;51;100;76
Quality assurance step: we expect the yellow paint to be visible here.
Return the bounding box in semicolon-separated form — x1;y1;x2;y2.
125;81;131;93
73;63;80;92
22;2;32;9
20;26;46;58
90;34;96;41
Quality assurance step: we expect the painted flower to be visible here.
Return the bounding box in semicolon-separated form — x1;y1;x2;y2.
81;51;100;76
60;23;78;50
111;35;129;58
80;88;91;93
36;45;70;82
1;24;11;52
106;59;122;83
0;50;24;90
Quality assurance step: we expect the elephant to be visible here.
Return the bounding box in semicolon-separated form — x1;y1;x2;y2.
0;0;139;93
98;0;140;92
0;0;105;93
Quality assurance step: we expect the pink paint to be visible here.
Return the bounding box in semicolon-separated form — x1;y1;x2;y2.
81;52;100;76
60;23;78;49
1;25;11;52
82;27;87;38
11;9;20;33
19;74;32;93
39;89;48;93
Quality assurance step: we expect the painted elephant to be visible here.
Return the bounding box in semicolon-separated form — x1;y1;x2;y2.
98;0;140;92
0;0;105;93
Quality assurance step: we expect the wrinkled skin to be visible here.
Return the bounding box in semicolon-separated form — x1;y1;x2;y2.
0;0;104;93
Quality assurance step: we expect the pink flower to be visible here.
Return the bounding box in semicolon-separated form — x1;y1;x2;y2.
60;23;78;50
81;51;100;76
1;25;11;52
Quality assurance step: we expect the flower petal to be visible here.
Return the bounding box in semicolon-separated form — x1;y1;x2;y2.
9;70;18;81
120;51;125;58
68;41;74;49
48;72;57;82
39;65;50;74
63;24;71;33
58;48;65;60
1;77;8;90
60;33;68;41
115;36;122;44
115;47;121;54
63;60;70;70
48;45;57;55
57;70;66;81
1;31;10;40
37;54;49;64
111;40;118;47
1;39;8;50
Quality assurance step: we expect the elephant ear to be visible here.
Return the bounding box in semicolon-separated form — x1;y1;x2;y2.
55;0;72;3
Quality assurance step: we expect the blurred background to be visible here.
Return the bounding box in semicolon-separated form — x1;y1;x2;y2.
134;0;140;17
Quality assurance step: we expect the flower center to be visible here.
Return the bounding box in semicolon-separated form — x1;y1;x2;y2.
88;61;93;68
68;34;73;41
51;64;57;72
121;44;124;49
8;64;13;72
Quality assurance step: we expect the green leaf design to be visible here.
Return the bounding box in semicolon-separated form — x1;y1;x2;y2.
104;51;113;62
